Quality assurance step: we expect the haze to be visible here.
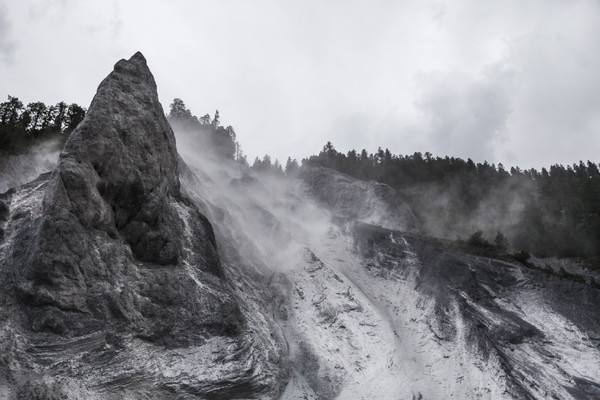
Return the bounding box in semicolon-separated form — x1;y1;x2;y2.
1;0;599;169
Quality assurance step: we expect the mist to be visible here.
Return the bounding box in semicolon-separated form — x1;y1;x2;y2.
170;124;600;398
0;137;64;193
169;125;474;397
400;178;532;246
398;165;597;258
172;124;334;275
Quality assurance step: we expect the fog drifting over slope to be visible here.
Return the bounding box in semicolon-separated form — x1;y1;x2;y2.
170;125;600;399
173;126;333;274
0;138;63;193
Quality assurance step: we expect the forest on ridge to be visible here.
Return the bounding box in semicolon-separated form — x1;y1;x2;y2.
2;95;599;268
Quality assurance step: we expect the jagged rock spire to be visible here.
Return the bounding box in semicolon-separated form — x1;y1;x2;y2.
14;52;239;339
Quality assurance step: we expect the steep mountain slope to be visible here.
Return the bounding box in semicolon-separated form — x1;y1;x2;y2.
0;53;599;399
177;141;600;398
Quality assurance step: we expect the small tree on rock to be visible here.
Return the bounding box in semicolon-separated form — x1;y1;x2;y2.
495;231;509;252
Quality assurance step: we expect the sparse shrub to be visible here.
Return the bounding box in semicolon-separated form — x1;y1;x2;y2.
512;250;531;265
494;231;509;252
468;230;493;249
584;257;600;272
557;267;587;283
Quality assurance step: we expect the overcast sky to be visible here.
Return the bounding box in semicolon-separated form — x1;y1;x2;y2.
1;0;599;169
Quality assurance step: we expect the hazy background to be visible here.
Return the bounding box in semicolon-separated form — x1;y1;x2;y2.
1;0;599;169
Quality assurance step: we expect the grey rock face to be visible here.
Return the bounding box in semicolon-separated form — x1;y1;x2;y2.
0;53;285;398
14;51;234;340
53;51;185;266
301;165;419;232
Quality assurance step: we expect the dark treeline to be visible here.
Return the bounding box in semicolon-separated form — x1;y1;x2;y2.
249;155;300;177
0;96;86;155
167;99;301;177
3;94;598;262
303;142;600;261
167;98;241;161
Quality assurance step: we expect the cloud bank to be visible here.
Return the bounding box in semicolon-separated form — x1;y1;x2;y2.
0;0;598;169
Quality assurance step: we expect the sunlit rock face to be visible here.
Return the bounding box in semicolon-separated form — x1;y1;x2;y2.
0;53;286;399
1;52;599;400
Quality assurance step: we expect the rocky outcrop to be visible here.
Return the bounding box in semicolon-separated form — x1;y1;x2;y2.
0;52;286;398
301;165;419;231
352;222;600;398
13;51;237;341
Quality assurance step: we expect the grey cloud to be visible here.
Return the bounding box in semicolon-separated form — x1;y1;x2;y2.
325;108;423;158
1;0;598;169
412;17;600;169
27;0;72;20
499;29;600;167
110;0;123;38
84;1;122;38
414;68;512;163
429;2;446;24
0;3;16;64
